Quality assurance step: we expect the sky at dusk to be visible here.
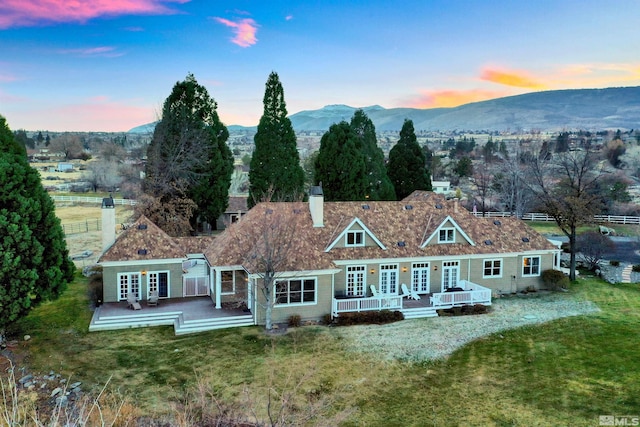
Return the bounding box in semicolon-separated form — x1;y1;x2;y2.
1;0;640;132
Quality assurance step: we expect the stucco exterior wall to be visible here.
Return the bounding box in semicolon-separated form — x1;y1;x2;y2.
253;274;334;325
102;261;184;303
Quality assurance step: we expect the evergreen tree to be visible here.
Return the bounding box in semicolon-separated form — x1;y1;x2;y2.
0;115;75;338
249;72;304;207
386;119;432;200
145;73;233;233
350;110;395;200
314;121;367;201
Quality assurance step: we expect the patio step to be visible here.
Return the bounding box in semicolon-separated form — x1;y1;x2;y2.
175;314;254;335
401;306;438;319
88;306;182;332
89;306;255;334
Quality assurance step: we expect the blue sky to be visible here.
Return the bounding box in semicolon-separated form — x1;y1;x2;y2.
1;0;639;132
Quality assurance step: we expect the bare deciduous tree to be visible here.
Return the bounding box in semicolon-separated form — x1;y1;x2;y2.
527;150;606;280
134;180;197;237
576;231;616;271
492;147;534;218
49;134;84;161
241;204;300;331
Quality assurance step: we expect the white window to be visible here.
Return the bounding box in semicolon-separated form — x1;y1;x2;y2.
483;259;502;278
523;256;541;276
275;278;317;305
147;271;169;298
379;264;398;294
346;230;365;247
118;273;140;301
438;228;455;243
411;262;430;293
346;266;366;297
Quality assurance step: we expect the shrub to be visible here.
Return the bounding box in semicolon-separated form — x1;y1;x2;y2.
561;242;571;253
321;313;333;325
610;260;620;267
87;269;104;307
334;310;404;326
541;269;570;291
288;314;302;327
633;265;640;273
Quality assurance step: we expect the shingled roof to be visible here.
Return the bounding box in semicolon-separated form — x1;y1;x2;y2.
99;215;187;262
204;192;556;273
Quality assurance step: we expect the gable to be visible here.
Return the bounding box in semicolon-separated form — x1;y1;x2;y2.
422;216;475;247
325;217;386;252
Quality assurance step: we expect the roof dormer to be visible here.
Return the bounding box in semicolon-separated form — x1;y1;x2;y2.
325;217;386;252
422;215;475;248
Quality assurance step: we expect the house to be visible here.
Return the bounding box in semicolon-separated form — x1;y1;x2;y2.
91;189;561;334
215;195;249;230
431;180;451;195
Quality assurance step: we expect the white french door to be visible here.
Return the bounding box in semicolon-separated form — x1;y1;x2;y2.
147;271;169;298
411;263;430;293
379;264;398;294
442;261;460;291
118;273;140;301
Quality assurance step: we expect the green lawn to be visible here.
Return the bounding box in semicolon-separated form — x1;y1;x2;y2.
8;274;640;426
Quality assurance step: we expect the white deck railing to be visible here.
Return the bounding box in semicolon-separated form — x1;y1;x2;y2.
333;295;403;316
430;280;492;308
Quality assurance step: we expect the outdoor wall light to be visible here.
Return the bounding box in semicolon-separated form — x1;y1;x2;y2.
402;266;408;273
370;268;375;274
141;270;147;276
434;265;438;271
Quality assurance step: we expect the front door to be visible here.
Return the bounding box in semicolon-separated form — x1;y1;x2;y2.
442;261;460;291
411;262;430;294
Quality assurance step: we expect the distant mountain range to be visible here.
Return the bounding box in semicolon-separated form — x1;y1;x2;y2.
129;86;640;133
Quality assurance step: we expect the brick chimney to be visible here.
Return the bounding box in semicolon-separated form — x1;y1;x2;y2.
309;185;324;227
101;195;116;252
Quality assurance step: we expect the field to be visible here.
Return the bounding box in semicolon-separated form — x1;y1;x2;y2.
5;271;640;425
54;201;133;266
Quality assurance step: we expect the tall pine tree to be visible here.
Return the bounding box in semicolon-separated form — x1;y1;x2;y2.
387;119;432;200
0;115;75;338
314;121;367;201
249;72;304;207
350;110;396;201
145;74;233;232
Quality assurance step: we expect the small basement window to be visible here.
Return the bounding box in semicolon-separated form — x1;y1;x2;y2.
493;220;501;226
137;224;148;230
137;249;148;255
362;204;370;210
397;241;406;247
522;237;530;242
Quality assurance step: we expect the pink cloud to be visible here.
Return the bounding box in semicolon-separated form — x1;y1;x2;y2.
10;97;155;132
214;17;258;47
407;89;510;109
55;46;123;57
0;0;189;29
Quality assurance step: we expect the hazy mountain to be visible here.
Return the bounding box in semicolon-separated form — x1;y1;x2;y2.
289;87;640;132
129;86;640;133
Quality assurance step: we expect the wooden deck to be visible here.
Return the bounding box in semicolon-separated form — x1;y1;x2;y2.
89;296;254;335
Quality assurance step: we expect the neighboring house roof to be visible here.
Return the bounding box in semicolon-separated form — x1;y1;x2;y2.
225;196;248;214
204;191;556;274
99;215;186;262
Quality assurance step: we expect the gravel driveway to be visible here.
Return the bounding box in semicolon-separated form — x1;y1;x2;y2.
336;293;600;362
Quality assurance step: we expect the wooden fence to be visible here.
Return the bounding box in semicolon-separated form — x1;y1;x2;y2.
473;211;640;225
52;195;137;206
